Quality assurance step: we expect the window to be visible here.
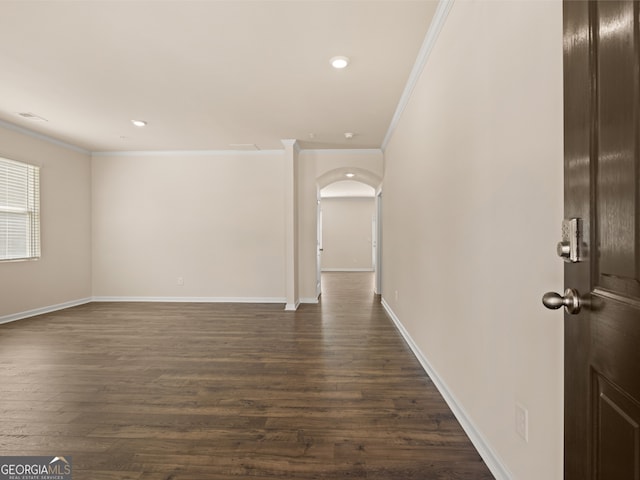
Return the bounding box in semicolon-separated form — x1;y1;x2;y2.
0;157;40;261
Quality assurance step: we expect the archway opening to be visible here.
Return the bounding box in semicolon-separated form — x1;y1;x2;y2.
317;177;379;296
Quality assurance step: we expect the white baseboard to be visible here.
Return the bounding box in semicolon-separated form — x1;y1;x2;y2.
1;295;302;325
284;301;300;311
381;298;512;480
300;296;319;304
0;297;92;325
92;296;286;304
321;268;374;272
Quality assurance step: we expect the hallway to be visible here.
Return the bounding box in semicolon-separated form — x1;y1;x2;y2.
0;273;493;479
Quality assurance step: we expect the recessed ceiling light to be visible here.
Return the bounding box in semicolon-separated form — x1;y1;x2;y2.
344;132;354;139
345;173;355;178
131;120;147;127
330;56;350;69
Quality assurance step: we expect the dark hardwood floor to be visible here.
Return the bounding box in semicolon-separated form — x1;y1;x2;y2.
0;272;493;479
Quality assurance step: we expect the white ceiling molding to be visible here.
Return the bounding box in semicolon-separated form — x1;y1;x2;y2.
93;146;381;157
300;148;383;155
381;0;454;151
281;139;300;152
91;149;284;158
0;119;89;155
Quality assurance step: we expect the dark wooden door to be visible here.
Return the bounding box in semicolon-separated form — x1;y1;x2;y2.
563;1;640;479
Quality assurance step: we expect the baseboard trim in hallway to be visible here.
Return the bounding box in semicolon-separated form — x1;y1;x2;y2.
381;297;512;480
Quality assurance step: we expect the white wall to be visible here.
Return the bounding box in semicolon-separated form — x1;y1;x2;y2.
91;151;286;301
382;1;564;479
0;124;92;319
0;141;382;310
321;197;374;271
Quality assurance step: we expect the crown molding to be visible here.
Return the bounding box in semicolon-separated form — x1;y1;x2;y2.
300;148;382;155
93;147;382;157
281;139;300;153
381;0;454;151
92;296;286;303
0;119;90;155
92;149;284;158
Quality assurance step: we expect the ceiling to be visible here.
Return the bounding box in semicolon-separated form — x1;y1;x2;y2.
0;1;437;153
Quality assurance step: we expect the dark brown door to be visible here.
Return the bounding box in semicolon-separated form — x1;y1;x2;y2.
563;1;640;479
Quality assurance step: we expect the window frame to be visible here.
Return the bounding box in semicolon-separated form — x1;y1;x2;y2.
0;156;41;262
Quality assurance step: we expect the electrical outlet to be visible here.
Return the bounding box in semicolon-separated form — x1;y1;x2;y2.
395;290;399;301
516;403;529;442
177;277;184;286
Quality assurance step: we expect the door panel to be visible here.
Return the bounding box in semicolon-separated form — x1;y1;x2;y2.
594;372;640;480
596;0;640;293
564;1;640;479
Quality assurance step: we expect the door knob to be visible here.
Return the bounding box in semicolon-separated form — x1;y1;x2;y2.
542;288;582;314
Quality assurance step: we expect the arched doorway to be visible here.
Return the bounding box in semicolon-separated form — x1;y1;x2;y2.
316;168;382;297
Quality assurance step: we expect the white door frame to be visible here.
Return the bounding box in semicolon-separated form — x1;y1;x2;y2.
375;190;382;295
316;197;323;297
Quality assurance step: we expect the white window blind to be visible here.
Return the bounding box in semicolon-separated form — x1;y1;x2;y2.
0;157;40;261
